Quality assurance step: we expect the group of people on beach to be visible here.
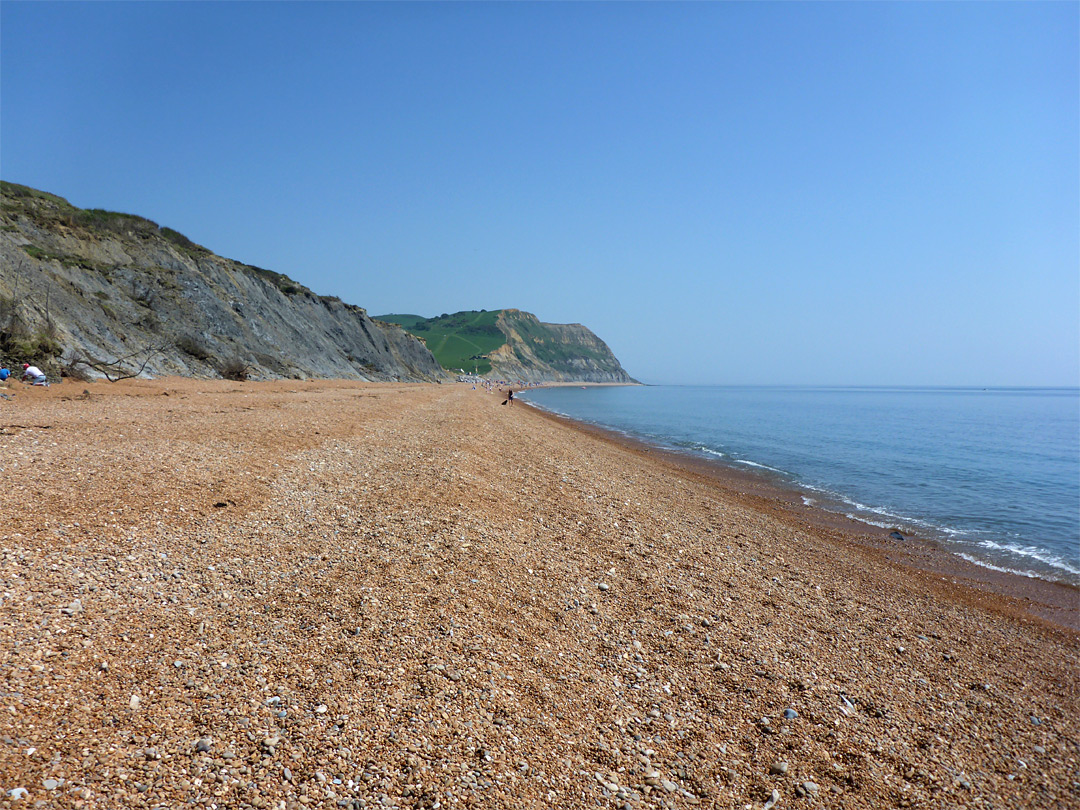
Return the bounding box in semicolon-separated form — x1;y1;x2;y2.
0;363;49;386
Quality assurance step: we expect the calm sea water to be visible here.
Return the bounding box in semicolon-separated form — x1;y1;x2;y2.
520;386;1080;586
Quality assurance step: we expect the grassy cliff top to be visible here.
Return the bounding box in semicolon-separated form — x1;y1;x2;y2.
1;181;313;296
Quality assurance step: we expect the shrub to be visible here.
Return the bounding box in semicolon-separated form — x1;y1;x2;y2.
160;227;206;254
218;358;249;381
176;334;212;361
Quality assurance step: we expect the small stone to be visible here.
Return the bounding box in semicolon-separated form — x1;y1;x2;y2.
42;779;59;790
315;704;328;714
643;770;662;786
60;600;83;615
661;779;678;793
195;737;212;753
763;788;781;810
129;694;141;710
769;761;789;775
800;781;819;797
7;787;28;800
598;583;610;591
1030;716;1041;725
144;747;160;761
1033;745;1046;755
783;708;798;720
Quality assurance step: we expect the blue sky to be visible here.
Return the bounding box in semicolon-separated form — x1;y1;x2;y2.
2;2;1076;386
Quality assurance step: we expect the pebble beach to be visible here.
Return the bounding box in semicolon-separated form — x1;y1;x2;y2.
1;379;1076;809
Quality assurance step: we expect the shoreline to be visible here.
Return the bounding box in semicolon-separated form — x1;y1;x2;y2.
519;396;1080;633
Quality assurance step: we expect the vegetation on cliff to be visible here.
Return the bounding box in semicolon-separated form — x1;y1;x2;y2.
377;309;636;383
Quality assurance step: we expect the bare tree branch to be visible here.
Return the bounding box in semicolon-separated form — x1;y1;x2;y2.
65;343;165;382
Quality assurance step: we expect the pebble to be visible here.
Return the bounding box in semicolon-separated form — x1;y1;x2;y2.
42;779;59;790
798;781;819;797
769;760;789;775
195;737;213;753
262;735;281;751
598;582;610;591
7;788;28;800
783;708;798;720
763;788;781;810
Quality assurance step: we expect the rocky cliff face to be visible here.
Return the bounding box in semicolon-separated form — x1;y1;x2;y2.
487;309;636;383
0;183;445;382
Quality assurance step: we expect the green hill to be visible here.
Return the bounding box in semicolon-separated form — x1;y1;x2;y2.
375;309;635;383
377;311;503;374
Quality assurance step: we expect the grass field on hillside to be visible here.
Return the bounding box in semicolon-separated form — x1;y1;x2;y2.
376;311;505;374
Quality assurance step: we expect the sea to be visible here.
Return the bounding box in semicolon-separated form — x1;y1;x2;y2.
519;385;1080;587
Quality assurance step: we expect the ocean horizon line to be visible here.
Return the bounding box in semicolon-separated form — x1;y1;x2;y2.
629;382;1080;393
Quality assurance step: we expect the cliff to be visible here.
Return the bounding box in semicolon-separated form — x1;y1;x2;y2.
377;309;637;384
0;183;446;382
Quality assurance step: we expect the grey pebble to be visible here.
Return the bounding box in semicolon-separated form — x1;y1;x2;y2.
769;760;789;775
195;737;212;753
42;779;59;790
784;708;798;720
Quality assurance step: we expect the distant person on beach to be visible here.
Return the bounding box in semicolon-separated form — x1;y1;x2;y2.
21;363;47;386
0;368;9;382
507;389;514;406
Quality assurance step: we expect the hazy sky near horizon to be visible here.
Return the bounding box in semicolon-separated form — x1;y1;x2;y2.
2;2;1077;386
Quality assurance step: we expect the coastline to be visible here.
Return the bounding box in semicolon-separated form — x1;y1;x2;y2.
1;378;1076;809
520;398;1080;633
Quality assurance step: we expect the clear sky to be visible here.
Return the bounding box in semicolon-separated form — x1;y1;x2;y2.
2;2;1076;386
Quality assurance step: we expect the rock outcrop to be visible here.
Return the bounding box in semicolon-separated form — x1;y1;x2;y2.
0;183;445;381
487;309;636;383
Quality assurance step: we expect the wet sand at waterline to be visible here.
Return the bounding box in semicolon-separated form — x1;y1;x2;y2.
1;379;1076;809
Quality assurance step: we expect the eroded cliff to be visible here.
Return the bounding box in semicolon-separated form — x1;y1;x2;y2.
0;183;446;381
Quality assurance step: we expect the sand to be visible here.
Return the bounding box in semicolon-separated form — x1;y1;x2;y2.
0;378;1076;809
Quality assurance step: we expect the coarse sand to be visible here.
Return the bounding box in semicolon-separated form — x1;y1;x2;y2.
0;379;1076;809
